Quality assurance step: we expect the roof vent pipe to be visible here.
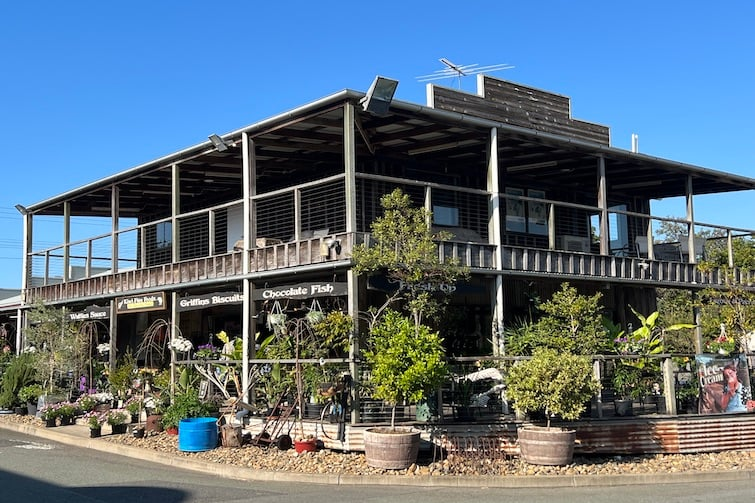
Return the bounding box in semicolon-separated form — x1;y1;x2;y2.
631;133;639;153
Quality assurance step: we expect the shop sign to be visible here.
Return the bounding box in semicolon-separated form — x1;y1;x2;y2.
177;291;245;312
252;282;347;301
67;305;109;321
367;275;481;294
116;292;166;314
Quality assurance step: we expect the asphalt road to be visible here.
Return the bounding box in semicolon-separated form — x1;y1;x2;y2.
0;429;751;502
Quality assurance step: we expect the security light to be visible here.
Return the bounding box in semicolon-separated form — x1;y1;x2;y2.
208;134;229;152
360;76;398;116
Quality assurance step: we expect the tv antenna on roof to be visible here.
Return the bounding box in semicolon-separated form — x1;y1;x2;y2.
416;58;515;88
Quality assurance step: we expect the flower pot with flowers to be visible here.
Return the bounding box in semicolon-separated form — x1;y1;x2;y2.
57;402;76;426
124;396;143;424
40;404;59;427
107;410;128;434
85;411;106;438
75;394;98;414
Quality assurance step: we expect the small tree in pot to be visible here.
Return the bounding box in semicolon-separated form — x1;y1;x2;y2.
505;348;599;465
351;188;466;470
362;309;447;469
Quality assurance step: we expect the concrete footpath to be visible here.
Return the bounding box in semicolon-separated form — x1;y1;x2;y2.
1;420;753;489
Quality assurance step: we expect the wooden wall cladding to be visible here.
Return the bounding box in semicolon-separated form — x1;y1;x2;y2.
432;76;610;145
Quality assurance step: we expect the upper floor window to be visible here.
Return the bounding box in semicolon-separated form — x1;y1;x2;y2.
433;205;459;227
156;221;172;249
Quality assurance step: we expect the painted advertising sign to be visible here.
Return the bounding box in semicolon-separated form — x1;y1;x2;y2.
696;353;753;414
252;282;347;301
67;305;109;321
115;292;166;314
176;292;245;312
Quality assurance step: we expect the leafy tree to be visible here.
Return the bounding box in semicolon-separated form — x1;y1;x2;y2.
351;188;468;330
506;283;609;356
363;309;447;429
25;301;83;393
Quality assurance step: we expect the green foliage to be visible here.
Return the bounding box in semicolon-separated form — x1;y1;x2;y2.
312;311;353;357
18;383;44;404
0;354;38;407
351;188;468;327
611;364;645;400
108;350;136;398
706;236;755;269
699;279;755;343
655;288;697;353
106;410;127;425
503;318;540;356
161;388;214;429
363;309;447;428
25;301;82;392
505;283;610;356
505;348;599;428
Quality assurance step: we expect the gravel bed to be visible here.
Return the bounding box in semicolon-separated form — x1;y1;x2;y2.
4;413;755;478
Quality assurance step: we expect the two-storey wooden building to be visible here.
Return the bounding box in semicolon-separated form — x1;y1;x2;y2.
15;76;755;399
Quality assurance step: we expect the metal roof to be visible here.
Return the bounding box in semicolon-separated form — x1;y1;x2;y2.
24;85;755;220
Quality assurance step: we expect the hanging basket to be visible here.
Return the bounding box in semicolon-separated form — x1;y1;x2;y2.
305;299;325;325
267;301;287;334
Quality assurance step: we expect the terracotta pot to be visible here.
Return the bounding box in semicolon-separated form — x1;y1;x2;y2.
166;426;178;435
294;439;317;454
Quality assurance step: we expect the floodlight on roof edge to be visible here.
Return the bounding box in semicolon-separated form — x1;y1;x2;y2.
208;134;229;152
360;76;399;116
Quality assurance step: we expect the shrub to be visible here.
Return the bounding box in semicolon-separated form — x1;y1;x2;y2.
505;348;599;428
161;388;214;430
363;309;447;429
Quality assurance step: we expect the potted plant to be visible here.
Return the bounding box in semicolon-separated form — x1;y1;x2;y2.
107;410;128;434
124;396;143;423
57;402;76;426
161;388;213;434
505;348;600;465
18;384;44;416
362;309;448;469
75;393;98;414
85;411;105;438
611;363;644;416
39;403;59;427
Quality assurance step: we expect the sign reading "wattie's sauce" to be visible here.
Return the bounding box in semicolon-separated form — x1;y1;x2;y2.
252;282;347;301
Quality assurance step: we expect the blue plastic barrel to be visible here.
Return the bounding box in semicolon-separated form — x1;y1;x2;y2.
178;417;218;452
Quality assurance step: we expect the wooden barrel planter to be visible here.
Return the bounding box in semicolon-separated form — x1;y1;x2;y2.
363;427;420;470
517;426;576;466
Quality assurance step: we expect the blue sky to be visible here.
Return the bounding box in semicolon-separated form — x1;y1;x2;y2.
0;1;753;288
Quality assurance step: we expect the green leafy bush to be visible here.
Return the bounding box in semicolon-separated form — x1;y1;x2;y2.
505;348;599;428
364;309;447;429
0;354;37;408
161;388;214;430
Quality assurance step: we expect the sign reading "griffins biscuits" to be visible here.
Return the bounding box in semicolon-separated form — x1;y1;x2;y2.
176;292;245;312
